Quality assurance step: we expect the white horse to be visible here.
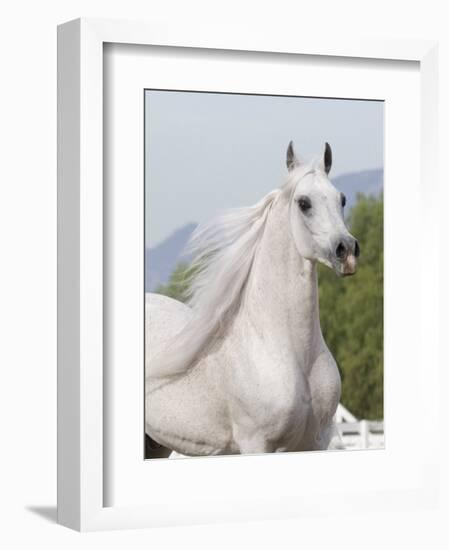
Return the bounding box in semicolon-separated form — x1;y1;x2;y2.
145;142;360;458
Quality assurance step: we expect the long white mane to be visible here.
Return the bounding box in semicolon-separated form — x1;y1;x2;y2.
149;189;280;379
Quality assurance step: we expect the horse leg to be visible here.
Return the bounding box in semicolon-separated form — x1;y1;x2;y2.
145;434;173;459
235;430;274;455
321;421;345;450
296;417;342;451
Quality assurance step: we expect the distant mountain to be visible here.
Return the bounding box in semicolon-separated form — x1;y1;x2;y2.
333;168;383;212
145;222;197;291
145;169;383;291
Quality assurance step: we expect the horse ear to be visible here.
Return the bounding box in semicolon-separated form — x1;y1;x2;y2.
324;142;332;174
286;141;299;171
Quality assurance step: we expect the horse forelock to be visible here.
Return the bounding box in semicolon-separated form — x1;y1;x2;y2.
281;158;325;198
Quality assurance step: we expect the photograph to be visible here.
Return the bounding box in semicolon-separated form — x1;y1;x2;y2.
144;90;384;459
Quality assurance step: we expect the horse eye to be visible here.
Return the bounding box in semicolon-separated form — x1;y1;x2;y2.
341;193;346;208
298;196;312;212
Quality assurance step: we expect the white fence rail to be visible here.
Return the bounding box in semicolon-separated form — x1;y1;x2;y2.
336;420;384;450
334;404;384;449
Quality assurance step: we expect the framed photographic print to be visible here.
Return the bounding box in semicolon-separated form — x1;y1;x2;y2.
58;18;440;531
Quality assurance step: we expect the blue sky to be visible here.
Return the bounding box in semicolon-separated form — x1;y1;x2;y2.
145;91;384;247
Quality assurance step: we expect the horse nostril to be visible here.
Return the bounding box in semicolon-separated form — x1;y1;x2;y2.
354;240;360;258
335;242;347;260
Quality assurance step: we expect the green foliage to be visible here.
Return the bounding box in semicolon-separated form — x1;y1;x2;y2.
156;193;384;420
318;193;383;419
155;262;194;302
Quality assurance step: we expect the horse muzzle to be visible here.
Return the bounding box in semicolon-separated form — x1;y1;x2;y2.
341;254;358;276
333;238;360;277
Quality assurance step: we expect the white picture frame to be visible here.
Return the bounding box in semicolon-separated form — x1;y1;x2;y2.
57;17;440;531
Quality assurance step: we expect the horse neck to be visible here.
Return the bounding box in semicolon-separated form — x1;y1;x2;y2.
242;195;322;368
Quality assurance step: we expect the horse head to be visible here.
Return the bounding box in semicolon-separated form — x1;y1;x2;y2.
285;142;360;276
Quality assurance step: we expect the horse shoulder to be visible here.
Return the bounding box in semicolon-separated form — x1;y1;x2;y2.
308;345;341;427
145;293;192;357
145;293;235;455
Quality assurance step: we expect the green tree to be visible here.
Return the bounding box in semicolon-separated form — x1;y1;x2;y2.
155;262;194;302
318;193;383;419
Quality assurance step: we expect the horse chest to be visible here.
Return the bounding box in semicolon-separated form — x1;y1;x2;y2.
226;361;307;451
226;346;340;452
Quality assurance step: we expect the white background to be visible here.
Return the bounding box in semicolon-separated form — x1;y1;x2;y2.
1;1;448;549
